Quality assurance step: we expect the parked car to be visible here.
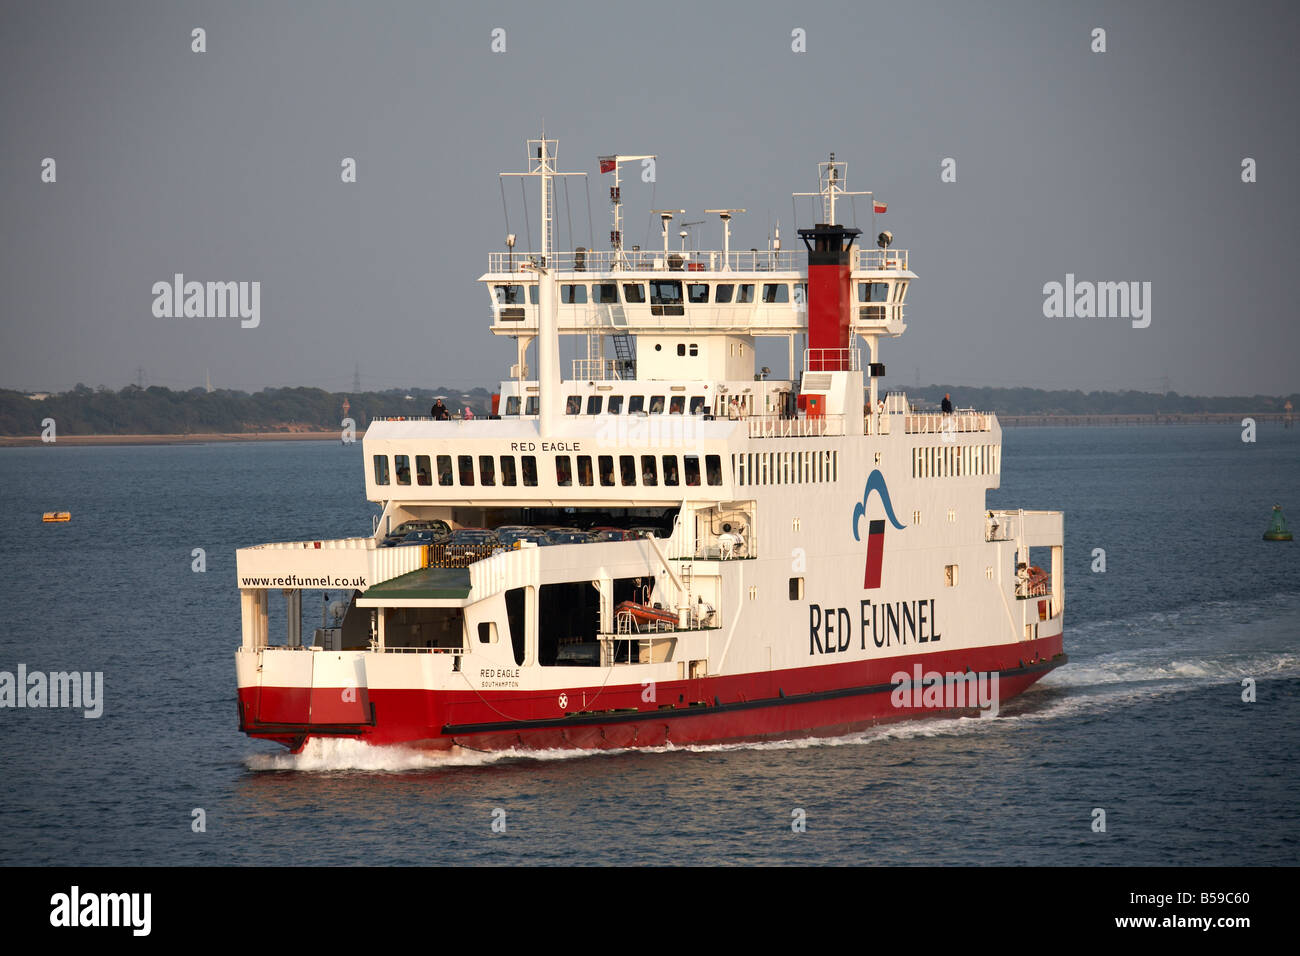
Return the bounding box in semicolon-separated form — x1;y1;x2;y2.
591;528;639;542
441;528;501;558
496;528;551;549
628;526;667;539
381;519;450;547
545;530;597;545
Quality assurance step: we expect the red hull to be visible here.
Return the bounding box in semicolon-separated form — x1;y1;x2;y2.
239;633;1064;753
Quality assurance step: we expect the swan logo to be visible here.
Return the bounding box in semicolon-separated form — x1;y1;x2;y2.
851;470;906;589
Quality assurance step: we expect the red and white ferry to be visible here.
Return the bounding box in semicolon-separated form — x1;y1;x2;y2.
235;137;1066;753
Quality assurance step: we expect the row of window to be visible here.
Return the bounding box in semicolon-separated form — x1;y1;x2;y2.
733;450;838;486
373;453;724;489
493;280;908;308
504;393;713;416
911;443;1000;479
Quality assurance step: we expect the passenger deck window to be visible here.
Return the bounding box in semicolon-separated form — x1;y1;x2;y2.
687;283;709;303
690;397;706;415
500;456;517;486
576;455;593;487
504;396;521;416
555;456;572;487
479;455;495;486
586;395;603;415
437;455;453;486
458;455;475;486
628;395;645;414
669;396;685;414
620;455;637;486
608;395;624;414
641;455;658;486
565;395;581;415
522;456;538;486
715;284;734;303
662;456;680;486
706;454;723;486
599;455;615;487
649;395;665;414
684;455;701;486
373;455;390;485
525;396;539;416
416;455;432;486
622;283;646;303
394;455;411;485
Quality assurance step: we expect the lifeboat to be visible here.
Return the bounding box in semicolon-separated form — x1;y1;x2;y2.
615;601;678;628
42;511;71;523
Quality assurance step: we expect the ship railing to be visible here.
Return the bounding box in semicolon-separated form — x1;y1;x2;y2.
747;414;845;438
854;248;910;271
1015;579;1051;599
599;631;678;666
374;644;466;655
985;511;1017;542
803;347;862;372
571;358;624;381
904;410;993;434
487;249;803;274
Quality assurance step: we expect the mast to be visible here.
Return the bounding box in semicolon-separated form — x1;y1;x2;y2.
598;153;654;270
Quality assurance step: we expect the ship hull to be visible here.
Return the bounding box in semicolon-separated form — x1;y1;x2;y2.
239;632;1064;754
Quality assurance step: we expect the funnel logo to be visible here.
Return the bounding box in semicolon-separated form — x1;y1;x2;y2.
851;470;906;589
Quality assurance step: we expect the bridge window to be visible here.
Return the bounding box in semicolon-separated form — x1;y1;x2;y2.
650;279;684;316
529;285;538;304
565;395;581;415
594;283;618;303
504;396;521;416
715;284;734;303
373;455;390;485
576;455;593;487
599;455;615;487
669;396;685;414
622;283;646;303
608;395;624;414
795;283;807;307
394;455;411;485
458;455;474;486
525;396;539;416
761;283;789;303
479;456;495;486
628;395;645;414
555;456;572;487
894;281;908;302
662;456;680;486
706;455;722;486
522;455;538;486
735;284;755;303
500;456;517;486
690;396;706;415
493;284;525;304
687;283;709;303
416;455;431;486
641;455;658;485
561;284;587;304
620;455;636;486
586;395;603;415
649;395;665;414
859;282;890;302
437;455;453;486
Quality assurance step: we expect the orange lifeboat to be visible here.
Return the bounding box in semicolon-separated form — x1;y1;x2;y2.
615;601;678;628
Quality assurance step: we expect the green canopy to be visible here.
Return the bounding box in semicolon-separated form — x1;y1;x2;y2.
361;567;472;601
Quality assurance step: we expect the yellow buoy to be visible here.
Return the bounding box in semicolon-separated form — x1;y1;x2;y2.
42;511;71;523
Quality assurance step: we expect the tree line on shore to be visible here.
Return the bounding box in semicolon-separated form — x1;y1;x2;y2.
0;383;1293;436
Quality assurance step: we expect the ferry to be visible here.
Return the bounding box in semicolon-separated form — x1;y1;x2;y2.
235;136;1066;753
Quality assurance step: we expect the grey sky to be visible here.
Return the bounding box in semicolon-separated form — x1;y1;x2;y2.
2;0;1297;396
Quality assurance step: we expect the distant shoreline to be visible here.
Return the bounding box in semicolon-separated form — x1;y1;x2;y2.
0;431;358;447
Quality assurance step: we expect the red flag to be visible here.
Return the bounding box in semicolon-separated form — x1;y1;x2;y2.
599;156;617;174
873;201;887;214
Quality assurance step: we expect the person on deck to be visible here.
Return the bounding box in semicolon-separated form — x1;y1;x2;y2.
462;406;475;420
941;393;953;415
431;399;450;420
